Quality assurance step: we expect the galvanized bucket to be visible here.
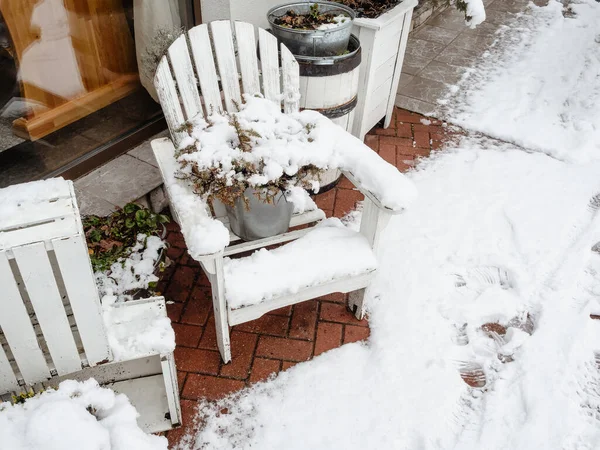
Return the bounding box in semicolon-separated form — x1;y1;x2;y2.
226;188;294;241
267;1;355;57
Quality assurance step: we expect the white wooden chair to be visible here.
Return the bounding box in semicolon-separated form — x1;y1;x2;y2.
0;178;181;433
152;21;410;363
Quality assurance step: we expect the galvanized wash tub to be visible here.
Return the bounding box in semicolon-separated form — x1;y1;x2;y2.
267;1;355;57
226;188;294;241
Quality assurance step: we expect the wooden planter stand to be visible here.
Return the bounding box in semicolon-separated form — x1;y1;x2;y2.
351;0;418;140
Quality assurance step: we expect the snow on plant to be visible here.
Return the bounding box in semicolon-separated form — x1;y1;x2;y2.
0;379;167;450
95;234;165;300
175;96;325;210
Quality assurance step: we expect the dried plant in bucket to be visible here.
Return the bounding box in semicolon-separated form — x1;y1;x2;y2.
175;96;327;240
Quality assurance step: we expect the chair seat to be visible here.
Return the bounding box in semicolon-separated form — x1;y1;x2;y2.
223;219;378;311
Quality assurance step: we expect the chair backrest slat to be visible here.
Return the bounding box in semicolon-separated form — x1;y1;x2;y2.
155;21;301;144
234;21;261;96
281;45;300;114
188;24;224;116
0;344;19;393
211;21;243;112
0;251;50;385
53;236;111;366
258;28;282;103
155;58;187;145
13;243;81;376
168;35;204;120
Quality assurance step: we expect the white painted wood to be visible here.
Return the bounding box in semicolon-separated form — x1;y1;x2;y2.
229;270;375;325
52;236;111;366
385;9;413;129
234;21;261;96
188;24;224;115
207;257;231;363
211;20;242;112
161;353;182;426
258;28;281;104
0;251;50;385
0;345;19;393
350;0;417;140
280;45;300;114
155;58;187;145
168;35;203;120
0;198;73;232
152;21;406;363
12;243;81;376
223;228;313;257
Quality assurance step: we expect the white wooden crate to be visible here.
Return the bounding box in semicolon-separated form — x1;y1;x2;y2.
351;0;418;140
0;179;110;392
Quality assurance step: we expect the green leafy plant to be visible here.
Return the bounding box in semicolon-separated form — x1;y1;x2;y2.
84;204;170;273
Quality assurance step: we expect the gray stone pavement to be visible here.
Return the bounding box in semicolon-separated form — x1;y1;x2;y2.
396;0;533;115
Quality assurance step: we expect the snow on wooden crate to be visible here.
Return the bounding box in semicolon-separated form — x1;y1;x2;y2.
0;178;110;392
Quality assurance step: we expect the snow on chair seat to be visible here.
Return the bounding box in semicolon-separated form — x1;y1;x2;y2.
224;219;378;323
0;178;181;434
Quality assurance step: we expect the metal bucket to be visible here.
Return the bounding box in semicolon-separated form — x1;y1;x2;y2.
226;188;294;241
267;1;355;57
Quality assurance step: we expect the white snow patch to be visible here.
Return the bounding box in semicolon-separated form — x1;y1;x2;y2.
0;379;167;450
95;234;165;299
101;295;175;361
446;0;600;163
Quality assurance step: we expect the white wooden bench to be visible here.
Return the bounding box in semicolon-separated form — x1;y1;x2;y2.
0;178;181;433
152;20;414;363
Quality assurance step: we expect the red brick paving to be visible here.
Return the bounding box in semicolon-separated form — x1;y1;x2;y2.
162;107;457;446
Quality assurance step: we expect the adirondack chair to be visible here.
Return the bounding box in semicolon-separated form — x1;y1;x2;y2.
152;21;411;363
0;178;181;433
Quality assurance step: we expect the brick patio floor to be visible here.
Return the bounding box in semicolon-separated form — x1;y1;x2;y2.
160;107;459;447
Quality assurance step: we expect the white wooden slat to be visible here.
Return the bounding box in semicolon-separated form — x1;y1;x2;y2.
155;58;187;145
210;21;242;113
0;344;19;393
168;35;203;120
1;215;79;250
0;198;74;233
384;10;413;129
0;251;50;385
188;24;224;115
52;236;111;366
228;270;375;326
281;44;300;114
13;243;81;376
258;28;281;104
234;22;261;96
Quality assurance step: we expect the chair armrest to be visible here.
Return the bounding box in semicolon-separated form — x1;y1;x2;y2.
330;128;418;214
151;137;230;260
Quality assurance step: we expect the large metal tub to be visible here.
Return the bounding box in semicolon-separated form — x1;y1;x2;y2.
226;188;294;241
267;1;355;57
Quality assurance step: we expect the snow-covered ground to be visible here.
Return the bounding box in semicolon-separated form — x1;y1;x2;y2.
179;2;600;449
0;380;168;450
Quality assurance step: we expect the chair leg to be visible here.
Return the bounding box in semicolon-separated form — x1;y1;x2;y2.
348;288;367;320
205;257;231;363
212;286;232;363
